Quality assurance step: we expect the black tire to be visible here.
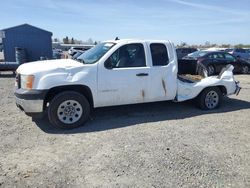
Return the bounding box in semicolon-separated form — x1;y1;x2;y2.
241;65;249;74
207;65;215;76
195;87;222;110
48;91;90;129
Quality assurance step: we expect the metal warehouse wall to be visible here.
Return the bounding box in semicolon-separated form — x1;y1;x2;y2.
2;24;52;62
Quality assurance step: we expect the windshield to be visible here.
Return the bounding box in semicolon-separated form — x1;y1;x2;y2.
187;51;208;58
77;42;115;64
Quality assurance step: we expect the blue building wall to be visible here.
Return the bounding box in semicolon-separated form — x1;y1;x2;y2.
2;24;52;62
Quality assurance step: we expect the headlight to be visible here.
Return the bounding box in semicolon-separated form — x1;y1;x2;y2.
20;75;34;90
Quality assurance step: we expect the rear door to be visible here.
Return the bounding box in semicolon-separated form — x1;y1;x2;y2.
147;43;177;101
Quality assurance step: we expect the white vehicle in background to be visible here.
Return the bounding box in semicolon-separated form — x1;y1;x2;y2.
68;45;94;56
15;39;241;129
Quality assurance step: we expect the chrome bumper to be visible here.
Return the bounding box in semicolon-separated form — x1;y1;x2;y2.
15;97;44;113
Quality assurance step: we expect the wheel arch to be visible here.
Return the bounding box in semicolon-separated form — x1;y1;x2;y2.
44;85;94;109
197;85;227;98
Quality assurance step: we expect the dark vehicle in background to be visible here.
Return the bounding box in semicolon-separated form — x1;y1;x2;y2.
226;48;250;62
176;48;198;59
184;51;250;76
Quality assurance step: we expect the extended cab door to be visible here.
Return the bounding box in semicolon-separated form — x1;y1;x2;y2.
147;43;177;101
96;43;151;107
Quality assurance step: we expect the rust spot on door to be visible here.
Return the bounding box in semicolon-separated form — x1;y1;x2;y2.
162;79;167;95
141;90;145;99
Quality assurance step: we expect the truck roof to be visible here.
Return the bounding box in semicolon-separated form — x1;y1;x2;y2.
103;39;172;44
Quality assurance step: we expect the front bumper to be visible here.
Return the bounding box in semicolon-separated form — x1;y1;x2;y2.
16;97;44;113
15;88;48;113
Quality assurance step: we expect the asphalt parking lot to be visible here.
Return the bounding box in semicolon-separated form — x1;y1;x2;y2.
0;73;250;187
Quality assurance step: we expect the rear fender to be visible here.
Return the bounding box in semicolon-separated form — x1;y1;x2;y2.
177;65;238;102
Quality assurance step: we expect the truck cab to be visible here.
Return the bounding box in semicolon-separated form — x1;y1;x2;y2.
15;39;240;129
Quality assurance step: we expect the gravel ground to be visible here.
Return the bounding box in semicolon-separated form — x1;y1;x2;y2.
0;72;250;187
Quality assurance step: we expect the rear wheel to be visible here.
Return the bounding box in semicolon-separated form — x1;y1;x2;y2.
241;65;249;74
48;91;90;129
207;65;215;76
196;87;222;110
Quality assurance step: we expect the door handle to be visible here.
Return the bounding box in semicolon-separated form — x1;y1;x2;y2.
136;73;148;76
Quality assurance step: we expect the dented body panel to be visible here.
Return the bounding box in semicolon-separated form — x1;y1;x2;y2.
15;39;240;113
177;66;237;101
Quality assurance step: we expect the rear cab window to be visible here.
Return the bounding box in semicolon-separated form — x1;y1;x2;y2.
150;43;169;66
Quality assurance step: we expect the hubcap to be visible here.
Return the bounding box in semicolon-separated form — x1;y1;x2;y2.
57;100;83;124
205;91;219;109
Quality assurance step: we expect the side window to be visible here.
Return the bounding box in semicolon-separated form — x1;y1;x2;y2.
150;43;169;66
209;53;223;59
224;54;236;61
217;53;224;59
105;43;146;68
208;54;214;59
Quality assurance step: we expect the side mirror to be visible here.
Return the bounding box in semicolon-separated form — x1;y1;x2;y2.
104;58;113;69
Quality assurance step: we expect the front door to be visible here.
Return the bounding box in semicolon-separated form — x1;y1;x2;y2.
97;43;150;107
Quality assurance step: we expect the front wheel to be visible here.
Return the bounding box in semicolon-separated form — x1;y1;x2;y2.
195;87;222;110
48;91;90;129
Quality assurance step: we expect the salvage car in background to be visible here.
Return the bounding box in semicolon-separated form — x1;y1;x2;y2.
226;48;250;62
68;45;94;56
184;51;250;75
176;47;198;59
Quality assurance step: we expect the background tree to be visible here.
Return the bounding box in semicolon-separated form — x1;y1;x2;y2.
87;38;93;44
53;38;60;43
180;41;187;47
71;37;75;44
63;36;69;44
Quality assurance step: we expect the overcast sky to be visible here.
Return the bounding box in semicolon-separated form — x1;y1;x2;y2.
0;0;250;45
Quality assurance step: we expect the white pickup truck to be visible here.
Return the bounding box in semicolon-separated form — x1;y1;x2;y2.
15;39;241;129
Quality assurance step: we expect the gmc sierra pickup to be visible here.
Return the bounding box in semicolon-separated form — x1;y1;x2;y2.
15;39;241;129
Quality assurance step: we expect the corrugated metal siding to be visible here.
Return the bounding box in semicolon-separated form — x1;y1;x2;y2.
2;24;52;62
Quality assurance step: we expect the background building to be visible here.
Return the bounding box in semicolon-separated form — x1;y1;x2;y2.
0;24;52;62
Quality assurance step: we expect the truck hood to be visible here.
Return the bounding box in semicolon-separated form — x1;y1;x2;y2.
17;59;84;75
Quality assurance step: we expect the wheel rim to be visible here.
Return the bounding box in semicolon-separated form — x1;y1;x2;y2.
57;100;83;124
242;66;249;74
208;66;214;75
205;91;219;109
